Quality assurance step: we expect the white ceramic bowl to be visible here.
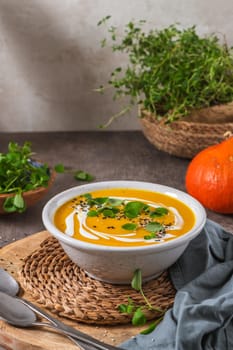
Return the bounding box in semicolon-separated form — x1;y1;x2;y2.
42;181;206;284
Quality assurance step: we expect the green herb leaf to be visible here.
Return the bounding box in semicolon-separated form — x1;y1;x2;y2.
143;204;150;213
54;164;65;173
118;303;135;314
150;207;169;218
87;210;98;217
144;232;157;240
131;269;142;291
93;197;109;205
117;269;166;334
13;193;25;209
122;223;137;230
118;304;129;313
126;304;136;314
107;198;123;206
3;197;17;213
145;222;164;233
132;307;147;326
124;201;145;219
140;316;164;334
97;15;111;26
83;193;92;200
102;208;116;218
74;171;94;182
140;322;157;334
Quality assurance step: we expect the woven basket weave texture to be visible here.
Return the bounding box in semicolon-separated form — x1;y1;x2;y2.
19;237;176;325
140;104;233;158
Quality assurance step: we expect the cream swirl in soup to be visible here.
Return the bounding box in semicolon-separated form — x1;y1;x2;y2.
54;188;196;247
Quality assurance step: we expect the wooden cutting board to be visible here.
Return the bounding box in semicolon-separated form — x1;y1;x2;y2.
0;231;142;350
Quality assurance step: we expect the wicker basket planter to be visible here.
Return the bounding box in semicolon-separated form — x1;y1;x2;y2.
140;103;233;158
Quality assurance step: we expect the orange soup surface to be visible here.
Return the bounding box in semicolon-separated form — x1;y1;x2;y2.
54;188;195;247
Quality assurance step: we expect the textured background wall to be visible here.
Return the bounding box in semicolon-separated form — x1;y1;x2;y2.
0;0;233;131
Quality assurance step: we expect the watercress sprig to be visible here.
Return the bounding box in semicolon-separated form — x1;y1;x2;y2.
0;142;50;213
0;142;95;213
118;269;166;334
54;164;94;182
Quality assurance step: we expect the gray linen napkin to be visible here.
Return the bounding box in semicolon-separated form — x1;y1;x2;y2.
121;219;233;350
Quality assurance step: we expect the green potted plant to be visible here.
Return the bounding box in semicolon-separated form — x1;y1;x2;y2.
0;141;55;214
97;18;233;158
0;141;95;214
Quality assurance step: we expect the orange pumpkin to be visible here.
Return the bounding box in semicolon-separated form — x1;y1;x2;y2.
185;136;233;214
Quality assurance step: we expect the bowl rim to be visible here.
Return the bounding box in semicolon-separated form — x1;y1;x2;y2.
42;180;206;253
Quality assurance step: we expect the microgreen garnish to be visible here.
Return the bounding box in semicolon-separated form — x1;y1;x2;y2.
144;222;164;240
83;194;169;239
83;193;92;200
102;208;116;218
144;232;157;240
122;223;137;230
87;210;98;217
0;142;50;213
118;269;166;334
93;197;109;205
150;207;169;218
124;201;146;219
145;222;164;233
107;198;123;206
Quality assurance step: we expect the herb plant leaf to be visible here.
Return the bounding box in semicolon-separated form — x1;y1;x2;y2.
118;304;129;313
87;210;98;217
140;321;157;335
118;269;166;334
3;197;18;213
102;208;116;218
108;198;123;206
0;142;50;213
131;269;142;291
54;164;65;173
13;193;25;209
145;222;164;233
132;307;147;326
122;223;137;230
150;207;169;217
124;201;145;218
74;170;94;182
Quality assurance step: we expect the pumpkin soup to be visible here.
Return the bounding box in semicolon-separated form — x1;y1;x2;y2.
54;188;195;247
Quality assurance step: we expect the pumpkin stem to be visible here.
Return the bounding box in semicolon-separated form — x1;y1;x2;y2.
224;130;233;139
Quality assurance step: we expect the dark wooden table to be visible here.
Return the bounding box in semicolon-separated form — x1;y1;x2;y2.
0;131;232;247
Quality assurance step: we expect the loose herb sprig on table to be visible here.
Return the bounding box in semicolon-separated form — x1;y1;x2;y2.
0;142;50;213
54;164;94;182
118;269;166;334
97;17;233;127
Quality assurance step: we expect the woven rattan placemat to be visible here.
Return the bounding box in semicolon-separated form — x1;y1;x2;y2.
19;237;176;325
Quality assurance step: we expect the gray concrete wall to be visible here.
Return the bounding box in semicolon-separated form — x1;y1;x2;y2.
0;0;233;131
